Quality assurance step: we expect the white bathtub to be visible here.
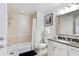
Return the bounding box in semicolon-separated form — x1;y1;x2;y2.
7;42;32;56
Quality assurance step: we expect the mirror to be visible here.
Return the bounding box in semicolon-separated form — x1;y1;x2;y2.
56;10;79;35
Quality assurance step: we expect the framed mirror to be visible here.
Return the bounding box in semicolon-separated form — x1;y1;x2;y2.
56;9;79;36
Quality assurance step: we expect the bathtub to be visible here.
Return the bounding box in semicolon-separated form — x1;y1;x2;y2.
7;42;32;56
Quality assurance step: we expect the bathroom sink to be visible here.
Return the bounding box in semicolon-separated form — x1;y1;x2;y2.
38;43;47;49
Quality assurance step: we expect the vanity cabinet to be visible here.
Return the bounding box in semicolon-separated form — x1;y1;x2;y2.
48;40;79;56
48;40;68;56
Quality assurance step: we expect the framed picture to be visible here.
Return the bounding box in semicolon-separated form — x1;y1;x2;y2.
44;13;53;26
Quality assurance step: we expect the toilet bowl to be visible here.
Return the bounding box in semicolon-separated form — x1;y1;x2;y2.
37;41;48;56
37;38;48;54
38;43;47;49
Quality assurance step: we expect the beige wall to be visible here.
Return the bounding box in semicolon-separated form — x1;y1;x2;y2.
7;11;33;46
56;16;60;34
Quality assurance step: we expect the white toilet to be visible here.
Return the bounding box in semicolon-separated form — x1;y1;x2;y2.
37;38;48;56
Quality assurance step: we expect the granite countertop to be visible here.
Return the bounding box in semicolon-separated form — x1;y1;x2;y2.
48;39;79;48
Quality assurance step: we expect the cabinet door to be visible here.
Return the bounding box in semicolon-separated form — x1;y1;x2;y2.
54;42;68;56
68;46;79;56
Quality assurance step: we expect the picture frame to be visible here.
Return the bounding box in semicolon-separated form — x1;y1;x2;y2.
44;13;53;26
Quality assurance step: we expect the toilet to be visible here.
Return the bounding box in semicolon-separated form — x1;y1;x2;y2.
37;38;48;56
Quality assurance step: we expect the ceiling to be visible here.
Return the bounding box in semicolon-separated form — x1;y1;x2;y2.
8;3;62;14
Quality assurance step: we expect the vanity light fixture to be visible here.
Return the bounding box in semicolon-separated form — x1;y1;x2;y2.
58;3;79;15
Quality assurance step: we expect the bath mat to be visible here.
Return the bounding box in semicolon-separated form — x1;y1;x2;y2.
19;50;37;56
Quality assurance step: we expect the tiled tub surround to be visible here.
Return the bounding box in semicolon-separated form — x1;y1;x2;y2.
7;10;32;46
48;35;79;56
